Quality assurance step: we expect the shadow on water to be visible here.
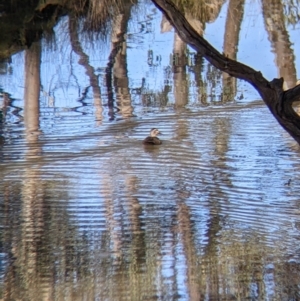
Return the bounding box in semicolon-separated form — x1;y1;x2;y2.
1;0;300;300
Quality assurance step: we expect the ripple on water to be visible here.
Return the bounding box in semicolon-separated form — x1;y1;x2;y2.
2;103;300;300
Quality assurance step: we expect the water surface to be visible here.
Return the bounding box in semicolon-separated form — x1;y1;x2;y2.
1;0;300;300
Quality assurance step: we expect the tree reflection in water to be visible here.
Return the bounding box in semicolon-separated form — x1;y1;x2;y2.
1;0;300;300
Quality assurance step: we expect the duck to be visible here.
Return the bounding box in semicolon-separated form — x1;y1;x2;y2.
143;128;162;145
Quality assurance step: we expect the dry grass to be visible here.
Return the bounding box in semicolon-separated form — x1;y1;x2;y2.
173;0;225;23
85;0;122;31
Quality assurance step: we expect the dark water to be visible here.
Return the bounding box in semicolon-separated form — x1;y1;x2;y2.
1;0;300;300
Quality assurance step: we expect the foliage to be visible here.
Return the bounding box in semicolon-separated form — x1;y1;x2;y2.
0;0;137;58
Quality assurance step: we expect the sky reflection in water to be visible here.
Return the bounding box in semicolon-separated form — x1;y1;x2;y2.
1;0;300;300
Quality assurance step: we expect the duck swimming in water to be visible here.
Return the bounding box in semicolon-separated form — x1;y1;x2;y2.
143;128;162;145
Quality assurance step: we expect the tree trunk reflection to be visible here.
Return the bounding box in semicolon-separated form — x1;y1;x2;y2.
222;0;245;102
69;16;103;124
262;0;297;90
106;2;134;120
